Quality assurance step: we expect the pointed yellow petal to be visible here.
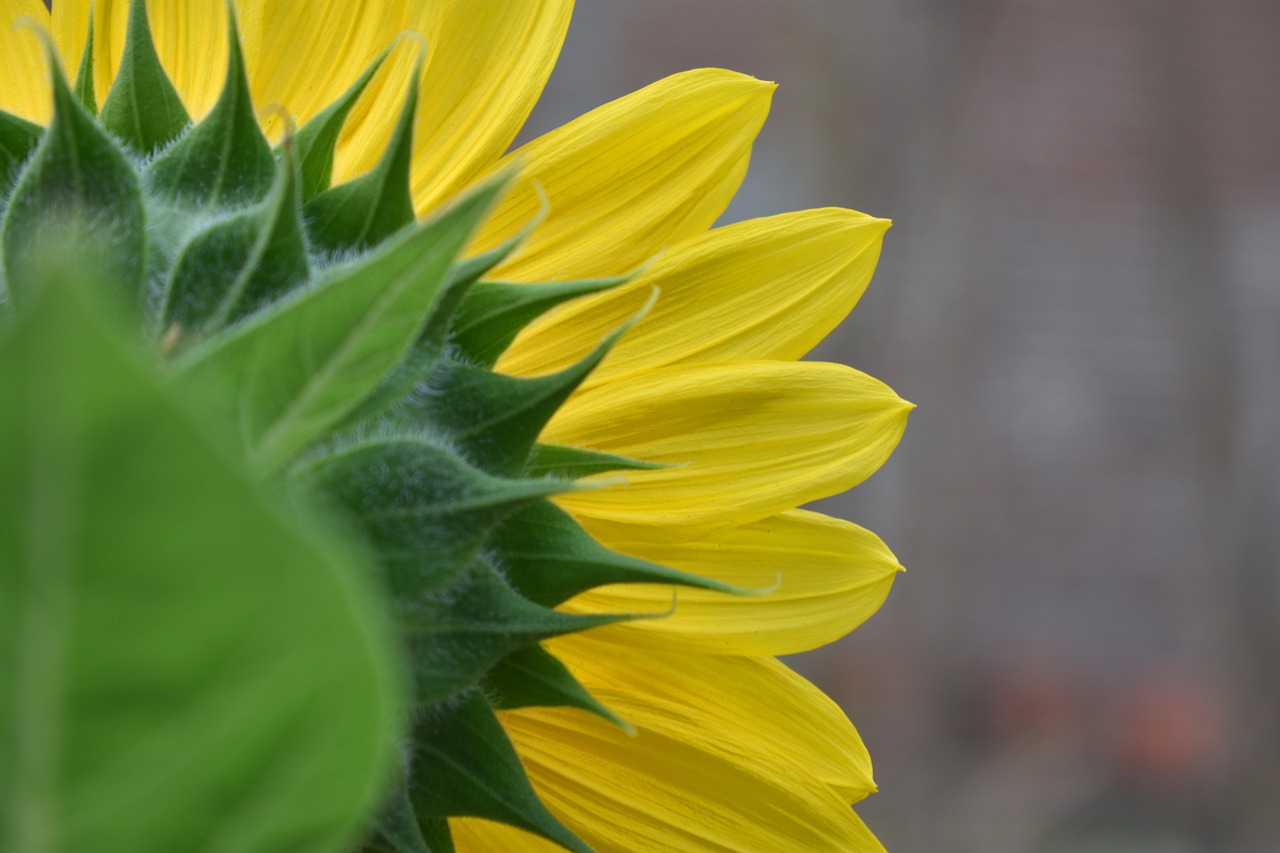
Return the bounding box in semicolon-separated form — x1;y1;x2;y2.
406;0;573;210
496;702;885;852
566;509;901;656
452;819;564;852
544;361;912;539
474;69;774;281
549;635;876;801
49;0;89;99
0;1;52;123
499;209;890;383
236;1;571;198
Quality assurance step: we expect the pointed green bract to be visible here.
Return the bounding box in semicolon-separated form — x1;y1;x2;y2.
366;771;434;853
0;280;402;853
400;558;629;705
341;225;532;425
293;46;391;202
0;51;144;311
162;142;309;340
305;56;421;255
174;173;508;466
100;0;190;154
527;443;667;480
410;693;593;853
147;5;273;208
452;276;629;367
494;501;742;607
402;344;608;478
486;644;632;732
73;13;97;114
297;436;574;599
0;111;42;192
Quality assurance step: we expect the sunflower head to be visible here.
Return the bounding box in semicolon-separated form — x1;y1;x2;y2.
1;2;910;851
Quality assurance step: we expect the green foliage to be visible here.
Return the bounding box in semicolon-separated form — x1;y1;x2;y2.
0;7;744;852
0;281;402;853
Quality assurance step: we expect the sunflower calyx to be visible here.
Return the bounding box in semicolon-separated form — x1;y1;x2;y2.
0;3;744;852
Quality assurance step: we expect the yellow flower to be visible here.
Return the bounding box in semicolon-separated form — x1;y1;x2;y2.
2;1;911;849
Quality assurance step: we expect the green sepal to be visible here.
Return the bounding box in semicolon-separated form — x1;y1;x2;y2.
401;558;628;705
0;48;145;311
331;185;526;427
526;443;667;480
418;820;456;853
452;276;629;368
172;172;507;466
365;772;434;853
292;46;391;202
0;111;42;192
162;141;309;340
408;300;647;477
147;4;274;208
485;644;632;733
100;0;190;155
73;12;97;114
305;54;421;255
409;692;593;853
297;436;574;598
401;336;611;478
494;501;743;607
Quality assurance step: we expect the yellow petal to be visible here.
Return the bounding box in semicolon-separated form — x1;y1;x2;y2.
492;701;884;852
452;819;563;852
240;1;571;200
566;509;901;656
499;209;890;384
545;361;912;539
475;69;774;281
406;0;573;210
549;635;876;801
0;1;52;123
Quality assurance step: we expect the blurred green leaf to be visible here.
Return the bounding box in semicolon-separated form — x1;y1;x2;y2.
0;281;403;853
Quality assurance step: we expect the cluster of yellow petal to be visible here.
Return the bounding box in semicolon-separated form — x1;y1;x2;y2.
1;2;910;850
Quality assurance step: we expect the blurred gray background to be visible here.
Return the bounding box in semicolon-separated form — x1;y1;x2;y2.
521;2;1280;851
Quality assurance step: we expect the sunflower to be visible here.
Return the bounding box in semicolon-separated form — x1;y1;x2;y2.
1;2;910;850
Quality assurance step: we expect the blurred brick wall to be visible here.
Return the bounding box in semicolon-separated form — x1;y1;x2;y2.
527;2;1280;850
